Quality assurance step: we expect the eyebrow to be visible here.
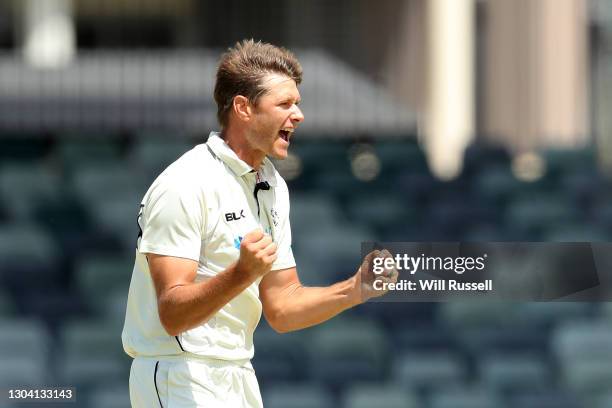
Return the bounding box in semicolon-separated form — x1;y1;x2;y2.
279;95;301;104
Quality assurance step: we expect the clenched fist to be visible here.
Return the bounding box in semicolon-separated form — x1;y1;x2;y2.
236;229;277;279
356;249;399;302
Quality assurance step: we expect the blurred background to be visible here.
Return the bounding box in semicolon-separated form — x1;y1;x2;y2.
1;0;612;407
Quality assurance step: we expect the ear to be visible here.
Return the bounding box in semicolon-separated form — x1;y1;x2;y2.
232;95;252;122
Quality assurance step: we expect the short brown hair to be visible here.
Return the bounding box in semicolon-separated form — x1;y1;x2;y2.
214;39;303;128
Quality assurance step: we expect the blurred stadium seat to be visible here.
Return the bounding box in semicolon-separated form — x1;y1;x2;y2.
342;383;420;408
89;383;131;408
478;354;551;392
427;385;501;408
0;223;61;288
306;317;388;387
262;383;335;408
393;351;466;391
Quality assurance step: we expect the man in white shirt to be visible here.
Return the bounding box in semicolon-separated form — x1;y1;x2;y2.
123;39;397;408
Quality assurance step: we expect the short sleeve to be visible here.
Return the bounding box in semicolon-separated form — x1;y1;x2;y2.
138;179;205;262
271;179;296;271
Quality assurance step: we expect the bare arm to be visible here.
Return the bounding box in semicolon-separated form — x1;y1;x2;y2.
150;229;277;336
259;250;397;333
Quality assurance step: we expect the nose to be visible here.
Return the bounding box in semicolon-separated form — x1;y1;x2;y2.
291;104;304;124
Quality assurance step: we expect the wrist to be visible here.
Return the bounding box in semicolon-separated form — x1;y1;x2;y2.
232;261;258;283
347;275;365;307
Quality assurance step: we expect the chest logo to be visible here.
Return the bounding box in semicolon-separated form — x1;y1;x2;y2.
270;208;279;227
225;210;245;222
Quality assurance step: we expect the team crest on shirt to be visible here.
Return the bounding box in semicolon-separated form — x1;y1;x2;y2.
270;208;279;227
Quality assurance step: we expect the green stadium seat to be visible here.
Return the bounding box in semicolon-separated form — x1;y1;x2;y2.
342;383;420;408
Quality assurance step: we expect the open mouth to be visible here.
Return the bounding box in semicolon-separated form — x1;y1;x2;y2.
279;129;292;142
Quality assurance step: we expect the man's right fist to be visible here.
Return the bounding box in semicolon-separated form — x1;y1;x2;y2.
236;229;277;279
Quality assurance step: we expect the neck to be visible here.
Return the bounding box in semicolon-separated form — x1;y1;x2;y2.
222;126;265;170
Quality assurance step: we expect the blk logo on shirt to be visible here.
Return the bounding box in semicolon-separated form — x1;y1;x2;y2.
225;210;245;222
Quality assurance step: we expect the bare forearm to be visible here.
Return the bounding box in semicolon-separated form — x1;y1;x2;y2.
269;276;362;333
158;262;255;336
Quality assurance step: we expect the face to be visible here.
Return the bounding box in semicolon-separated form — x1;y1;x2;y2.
245;73;304;160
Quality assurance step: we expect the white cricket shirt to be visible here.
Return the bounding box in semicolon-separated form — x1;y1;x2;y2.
122;132;295;361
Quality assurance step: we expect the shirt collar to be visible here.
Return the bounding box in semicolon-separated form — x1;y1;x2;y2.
206;132;277;185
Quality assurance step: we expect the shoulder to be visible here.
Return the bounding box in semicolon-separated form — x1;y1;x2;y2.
144;144;221;204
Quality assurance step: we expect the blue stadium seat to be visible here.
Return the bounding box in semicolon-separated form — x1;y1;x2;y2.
478;354;551;391
59;356;127;389
86;194;142;250
346;195;413;234
54;137;123;171
0;223;61;287
509;390;582;408
472;165;522;205
0;318;49;368
519;303;593;328
129;136;193;179
60;320;127;361
393;351;466;390
58;319;129;387
294;224;376;283
437;301;523;328
0;163;63;221
74;254;133;313
70;164;147;206
504;194;579;239
290;193;345;232
89;383;131;408
342;383;420;408
263;383;335;408
542;224;610;241
0;356;47;388
457;326;548;356
428;385;502;408
0;290;16;317
306;317;388;387
253;324;309;382
552;320;612;393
